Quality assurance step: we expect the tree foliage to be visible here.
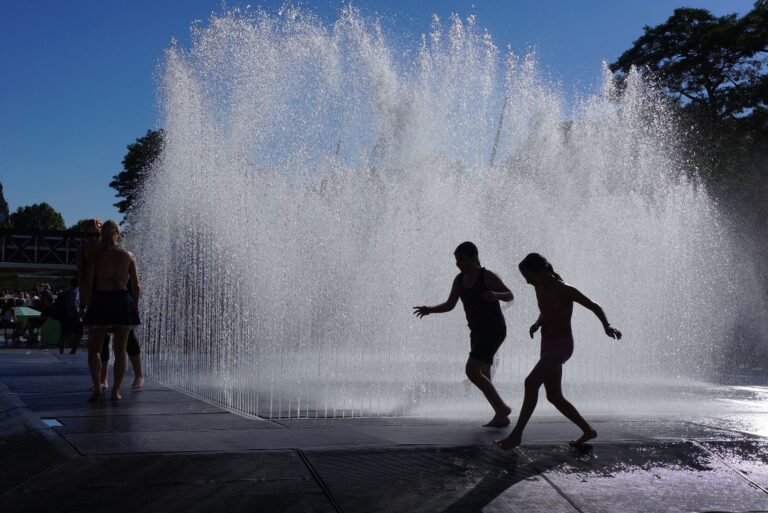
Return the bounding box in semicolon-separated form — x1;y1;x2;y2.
109;129;164;219
67;219;92;232
9;203;66;231
611;3;767;122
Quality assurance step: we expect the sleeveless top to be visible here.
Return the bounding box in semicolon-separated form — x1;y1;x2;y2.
459;267;506;335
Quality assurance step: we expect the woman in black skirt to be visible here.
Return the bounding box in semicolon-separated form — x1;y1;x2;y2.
81;220;141;402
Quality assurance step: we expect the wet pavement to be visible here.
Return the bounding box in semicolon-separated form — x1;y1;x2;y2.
1;349;768;512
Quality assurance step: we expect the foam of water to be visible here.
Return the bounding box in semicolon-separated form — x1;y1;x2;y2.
129;7;766;418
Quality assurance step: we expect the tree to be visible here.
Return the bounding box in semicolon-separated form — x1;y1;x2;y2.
9;203;66;231
67;219;92;232
610;3;767;123
109;129;164;220
0;182;9;228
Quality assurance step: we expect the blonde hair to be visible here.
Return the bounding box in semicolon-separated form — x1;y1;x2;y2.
101;220;121;243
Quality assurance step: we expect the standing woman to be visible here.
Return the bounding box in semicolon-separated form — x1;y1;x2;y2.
496;253;622;449
414;242;515;427
77;220;144;390
81;221;141;402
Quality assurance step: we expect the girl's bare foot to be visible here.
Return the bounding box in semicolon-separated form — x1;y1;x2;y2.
100;381;108;392
569;428;597;447
483;406;512;427
87;391;102;403
495;431;521;450
111;391;122;401
131;376;144;391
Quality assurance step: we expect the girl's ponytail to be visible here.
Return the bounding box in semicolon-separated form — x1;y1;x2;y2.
546;262;563;282
519;253;564;282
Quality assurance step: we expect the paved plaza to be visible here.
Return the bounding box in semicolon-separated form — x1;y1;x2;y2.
1;349;768;512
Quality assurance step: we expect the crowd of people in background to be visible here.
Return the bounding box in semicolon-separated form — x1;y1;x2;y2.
1;218;144;402
0;281;81;350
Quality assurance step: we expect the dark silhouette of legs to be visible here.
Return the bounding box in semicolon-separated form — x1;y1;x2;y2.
495;356;560;449
465;357;511;427
543;366;596;444
87;327;107;402
110;327;130;401
496;356;597;449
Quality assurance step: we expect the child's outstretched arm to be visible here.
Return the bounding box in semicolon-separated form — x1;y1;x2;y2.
481;270;514;302
414;275;461;318
567;285;622;339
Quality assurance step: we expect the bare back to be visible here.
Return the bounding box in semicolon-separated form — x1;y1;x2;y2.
90;247;136;292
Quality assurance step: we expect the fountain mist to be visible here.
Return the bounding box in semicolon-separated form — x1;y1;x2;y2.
130;7;766;418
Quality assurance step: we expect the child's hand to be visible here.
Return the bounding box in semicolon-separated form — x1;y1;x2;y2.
481;291;497;302
529;322;540;339
605;325;622;340
413;306;430;318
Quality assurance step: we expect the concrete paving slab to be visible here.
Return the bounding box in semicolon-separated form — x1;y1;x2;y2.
702;440;768;491
0;451;335;513
31;399;228;418
3;352;768;512
522;441;768;513
0;375;167;393
352;418;743;448
0;364;88;377
60;426;394;454
16;450;316;489
305;445;577;513
18;389;198;411
51;411;281;434
0;354;63;365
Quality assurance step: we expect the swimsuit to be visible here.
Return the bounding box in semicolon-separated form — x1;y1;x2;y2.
82;290;140;328
538;299;574;363
459;268;506;365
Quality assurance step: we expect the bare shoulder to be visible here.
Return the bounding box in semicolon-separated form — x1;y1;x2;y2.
115;247;133;259
558;282;579;299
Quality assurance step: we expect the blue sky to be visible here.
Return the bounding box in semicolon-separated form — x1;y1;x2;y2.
0;0;756;226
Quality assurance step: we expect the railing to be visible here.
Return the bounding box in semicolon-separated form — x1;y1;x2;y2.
0;229;84;270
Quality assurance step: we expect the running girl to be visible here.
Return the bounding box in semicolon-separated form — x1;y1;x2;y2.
496;252;622;449
414;242;514;427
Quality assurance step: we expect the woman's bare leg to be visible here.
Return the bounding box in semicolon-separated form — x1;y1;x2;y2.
465;357;511;427
496;356;561;449
110;327;129;401
130;354;144;390
544;369;596;445
87;327;107;402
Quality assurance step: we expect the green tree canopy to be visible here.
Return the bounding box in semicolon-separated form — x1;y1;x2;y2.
67;219;92;232
109;129;164;220
610;2;767;123
9;203;66;231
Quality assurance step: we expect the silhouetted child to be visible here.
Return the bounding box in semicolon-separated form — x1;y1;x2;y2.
496;253;622;449
414;242;514;427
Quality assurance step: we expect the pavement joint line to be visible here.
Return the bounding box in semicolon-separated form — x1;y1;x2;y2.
155;379;286;427
689;439;768;496
296;449;345;513
515;446;585;513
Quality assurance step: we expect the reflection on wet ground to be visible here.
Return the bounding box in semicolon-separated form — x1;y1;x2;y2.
2;350;768;512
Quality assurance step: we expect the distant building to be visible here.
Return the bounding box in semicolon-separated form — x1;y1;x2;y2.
0;229;83;291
